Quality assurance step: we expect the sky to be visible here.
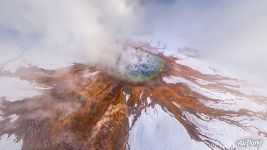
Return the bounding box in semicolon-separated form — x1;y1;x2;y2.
0;0;267;87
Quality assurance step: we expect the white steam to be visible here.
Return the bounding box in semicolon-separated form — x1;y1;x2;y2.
1;0;267;87
0;0;141;68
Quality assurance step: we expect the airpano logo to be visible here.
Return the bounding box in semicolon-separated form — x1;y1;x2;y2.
236;138;263;148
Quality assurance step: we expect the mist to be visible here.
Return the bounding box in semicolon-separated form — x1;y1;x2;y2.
134;0;267;87
0;0;144;68
1;0;267;87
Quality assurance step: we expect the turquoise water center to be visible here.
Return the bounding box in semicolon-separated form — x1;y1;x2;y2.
113;50;164;83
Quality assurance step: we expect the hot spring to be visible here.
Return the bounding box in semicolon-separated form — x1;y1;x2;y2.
110;49;164;83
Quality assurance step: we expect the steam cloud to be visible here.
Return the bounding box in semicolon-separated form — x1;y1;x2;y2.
0;0;145;68
1;0;267;87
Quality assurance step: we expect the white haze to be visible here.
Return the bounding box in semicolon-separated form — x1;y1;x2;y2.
0;0;144;68
138;0;267;88
0;0;267;87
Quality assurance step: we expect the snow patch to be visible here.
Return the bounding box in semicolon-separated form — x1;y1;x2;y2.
163;76;267;112
0;134;23;150
82;71;100;78
0;77;40;101
8;114;19;123
128;105;210;150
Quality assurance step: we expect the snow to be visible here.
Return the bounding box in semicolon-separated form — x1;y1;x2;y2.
8;114;19;123
82;71;100;78
182;112;267;150
123;91;131;103
163;75;239;100
162;76;267;112
146;97;152;104
0;77;40;101
176;58;218;75
0;134;23;150
128;104;210;150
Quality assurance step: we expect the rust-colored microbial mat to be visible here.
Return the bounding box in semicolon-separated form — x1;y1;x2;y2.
0;43;267;150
